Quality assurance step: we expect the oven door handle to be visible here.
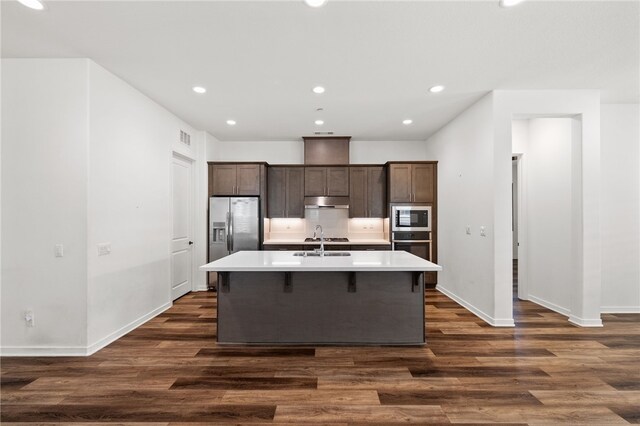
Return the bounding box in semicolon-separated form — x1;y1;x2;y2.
392;240;431;243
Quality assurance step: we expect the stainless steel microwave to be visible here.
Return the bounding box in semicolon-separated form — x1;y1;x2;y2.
391;205;431;232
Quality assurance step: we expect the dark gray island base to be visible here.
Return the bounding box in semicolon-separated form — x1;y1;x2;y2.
201;251;442;346
216;271;425;345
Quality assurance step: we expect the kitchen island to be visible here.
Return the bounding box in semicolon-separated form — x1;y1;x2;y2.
200;250;442;345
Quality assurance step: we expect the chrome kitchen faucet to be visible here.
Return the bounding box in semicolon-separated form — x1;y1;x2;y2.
314;225;325;256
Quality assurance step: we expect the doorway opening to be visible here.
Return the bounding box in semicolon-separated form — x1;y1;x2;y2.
512;155;520;300
510;117;582;318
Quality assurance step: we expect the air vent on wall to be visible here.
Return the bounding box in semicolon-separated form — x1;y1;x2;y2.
313;131;334;135
179;130;191;146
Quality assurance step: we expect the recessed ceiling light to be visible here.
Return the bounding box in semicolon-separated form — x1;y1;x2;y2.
304;0;327;8
192;86;207;94
226;120;236;126
499;0;526;7
402;119;413;125
17;0;45;10
315;120;324;126
429;85;445;93
312;86;325;94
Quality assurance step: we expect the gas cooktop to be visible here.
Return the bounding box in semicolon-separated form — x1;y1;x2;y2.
304;237;349;243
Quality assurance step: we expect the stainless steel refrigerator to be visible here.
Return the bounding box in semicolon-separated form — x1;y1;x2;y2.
209;197;260;264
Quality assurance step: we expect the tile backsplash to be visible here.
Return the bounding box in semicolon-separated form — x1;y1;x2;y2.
266;209;387;240
304;209;348;238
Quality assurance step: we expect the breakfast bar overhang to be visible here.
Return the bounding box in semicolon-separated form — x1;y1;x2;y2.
200;251;442;345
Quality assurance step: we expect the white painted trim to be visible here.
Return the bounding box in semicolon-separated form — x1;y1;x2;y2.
86;302;172;355
600;306;640;314
0;346;90;357
528;294;571;317
569;315;603;327
436;285;515;327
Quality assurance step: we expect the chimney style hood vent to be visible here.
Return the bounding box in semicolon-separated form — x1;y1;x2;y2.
304;196;350;209
303;136;350;165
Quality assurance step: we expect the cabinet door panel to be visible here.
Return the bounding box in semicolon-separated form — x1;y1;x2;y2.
395;242;428;259
327;167;349;196
349;167;367;218
286;168;305;218
212;165;237;195
389;164;412;202
263;245;304;251
267;167;286;218
350;245;390;251
304;167;326;196
236;164;261;195
412;163;434;203
368;166;386;217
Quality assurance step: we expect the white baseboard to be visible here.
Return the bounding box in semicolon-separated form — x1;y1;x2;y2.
1;302;172;357
436;285;515;327
569;315;603;327
601;306;640;314
86;302;172;355
0;346;90;357
528;294;571;317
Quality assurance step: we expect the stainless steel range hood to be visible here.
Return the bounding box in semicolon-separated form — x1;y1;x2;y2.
304;196;350;209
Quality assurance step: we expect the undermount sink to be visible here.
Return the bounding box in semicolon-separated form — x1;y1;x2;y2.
293;252;351;257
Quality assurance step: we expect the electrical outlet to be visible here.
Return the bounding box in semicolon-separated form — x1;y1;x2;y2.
55;244;64;257
466;226;471;235
480;226;486;237
25;310;34;327
97;243;112;256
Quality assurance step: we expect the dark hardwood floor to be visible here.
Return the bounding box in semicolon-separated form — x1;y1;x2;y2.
2;289;639;424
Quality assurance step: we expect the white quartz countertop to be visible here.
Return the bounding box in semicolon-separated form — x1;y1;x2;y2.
263;239;391;245
200;250;442;272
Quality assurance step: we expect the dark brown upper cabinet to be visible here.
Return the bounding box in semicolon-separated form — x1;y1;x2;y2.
349;166;386;218
388;163;435;203
268;167;305;218
211;164;261;196
304;167;349;197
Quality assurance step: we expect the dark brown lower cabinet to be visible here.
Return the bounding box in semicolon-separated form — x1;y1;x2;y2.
306;245;350;251
263;245;304;251
393;242;437;287
350;245;391;251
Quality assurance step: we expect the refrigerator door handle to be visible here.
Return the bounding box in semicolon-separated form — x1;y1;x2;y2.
229;214;233;253
226;212;231;252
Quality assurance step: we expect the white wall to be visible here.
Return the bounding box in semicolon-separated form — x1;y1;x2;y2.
1;59;90;354
86;62;201;349
1;59;207;355
514;118;575;315
210;140;303;163
425;93;506;325
209;139;429;164
600;104;640;313
351;140;430;164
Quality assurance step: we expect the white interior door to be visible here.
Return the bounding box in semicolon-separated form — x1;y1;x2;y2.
171;154;193;300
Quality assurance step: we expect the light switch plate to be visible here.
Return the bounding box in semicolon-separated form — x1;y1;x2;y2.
55;244;64;257
480;226;486;237
466;226;471;235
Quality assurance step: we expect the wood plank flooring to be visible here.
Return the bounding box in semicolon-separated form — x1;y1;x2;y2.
2;289;639;424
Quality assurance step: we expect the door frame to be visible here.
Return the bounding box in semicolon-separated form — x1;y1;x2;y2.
170;152;196;300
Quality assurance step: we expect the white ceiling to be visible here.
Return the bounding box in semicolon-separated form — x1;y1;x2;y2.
2;0;638;141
